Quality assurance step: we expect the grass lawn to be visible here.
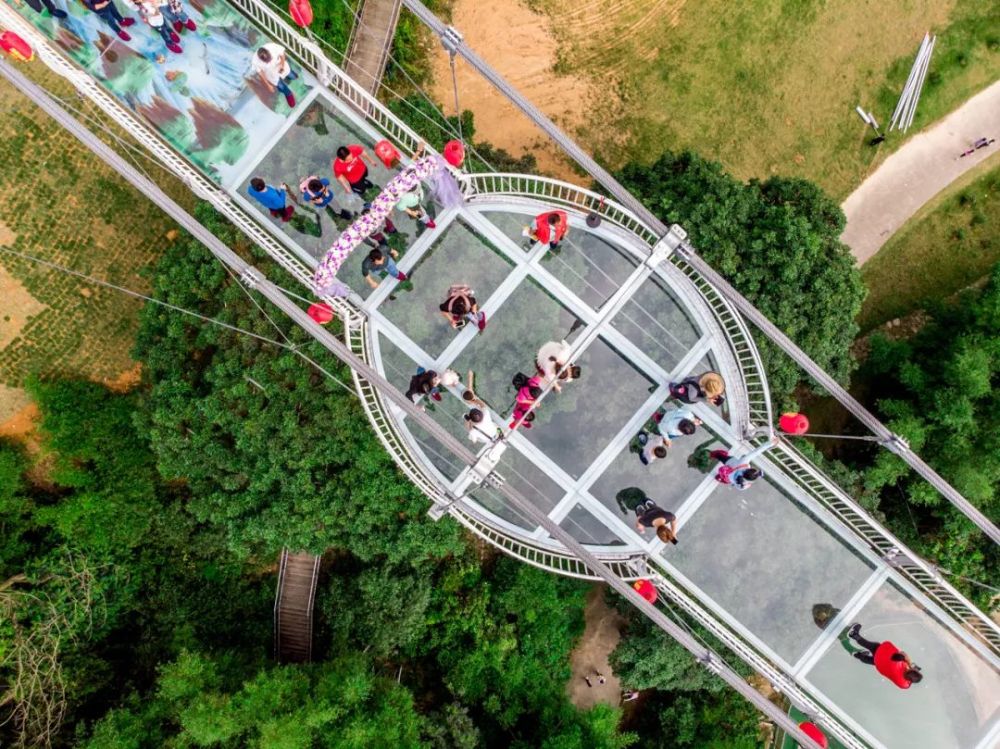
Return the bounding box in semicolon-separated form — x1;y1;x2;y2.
859;150;1000;331
531;0;998;200
0;69;185;421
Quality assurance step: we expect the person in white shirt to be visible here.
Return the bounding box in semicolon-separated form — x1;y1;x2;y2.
637;406;702;465
251;43;298;110
535;340;581;393
131;0;181;52
464;408;499;445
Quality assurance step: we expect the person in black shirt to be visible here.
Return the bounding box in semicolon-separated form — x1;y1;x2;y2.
405;368;441;404
634;499;678;544
616;487;678;544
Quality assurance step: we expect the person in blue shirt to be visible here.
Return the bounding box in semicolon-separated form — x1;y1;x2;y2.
299;176;353;221
247;177;294;222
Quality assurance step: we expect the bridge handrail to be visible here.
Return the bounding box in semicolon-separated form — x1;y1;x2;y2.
345;322;647;578
765;439;1000;655
632;560;872;749
459;172;773;438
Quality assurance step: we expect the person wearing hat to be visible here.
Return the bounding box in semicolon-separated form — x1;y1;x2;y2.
669;371;726;407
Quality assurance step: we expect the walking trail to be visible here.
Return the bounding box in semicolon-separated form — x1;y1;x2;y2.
841;79;1000;265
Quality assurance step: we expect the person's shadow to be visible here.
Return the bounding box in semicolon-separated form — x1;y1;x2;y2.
615;487;648;516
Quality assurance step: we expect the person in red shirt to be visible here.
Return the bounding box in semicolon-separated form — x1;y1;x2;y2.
333;144;379;196
525;210;568;250
848;624;923;689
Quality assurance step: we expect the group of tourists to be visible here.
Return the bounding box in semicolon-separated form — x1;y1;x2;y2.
28;0;196;54
247;140;437;286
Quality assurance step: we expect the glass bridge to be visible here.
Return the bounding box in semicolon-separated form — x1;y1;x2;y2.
3;0;998;746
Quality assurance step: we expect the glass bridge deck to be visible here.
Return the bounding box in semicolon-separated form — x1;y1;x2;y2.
8;0;999;746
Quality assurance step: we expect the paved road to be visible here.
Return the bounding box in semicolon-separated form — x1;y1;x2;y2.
841;79;1000;264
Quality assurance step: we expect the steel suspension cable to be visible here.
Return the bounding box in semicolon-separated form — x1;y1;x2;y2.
398;0;1000;546
0;247;360;399
0;57;829;749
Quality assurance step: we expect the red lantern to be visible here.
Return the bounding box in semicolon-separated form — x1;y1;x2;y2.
0;31;34;62
632;579;658;604
779;412;809;435
288;0;313;28
443;139;465;168
797;722;828;749
307;302;334;325
374;139;401;169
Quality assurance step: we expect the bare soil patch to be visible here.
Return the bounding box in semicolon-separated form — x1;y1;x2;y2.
566;585;626;709
0;385;33;431
429;0;604;179
0;261;49;350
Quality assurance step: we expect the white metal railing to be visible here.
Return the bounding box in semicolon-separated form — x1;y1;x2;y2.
346;317;647;578
0;2;360;329
462;172;662;248
226;0;423;155
460;172;772;438
630;559;873;749
766;440;1000;656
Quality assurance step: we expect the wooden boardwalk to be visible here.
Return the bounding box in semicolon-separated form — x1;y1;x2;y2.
344;0;402;95
273;549;321;663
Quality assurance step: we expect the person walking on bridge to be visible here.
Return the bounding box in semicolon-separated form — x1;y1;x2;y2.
524;209;568;251
247;177;294;222
252;43;298;109
847;624;923;689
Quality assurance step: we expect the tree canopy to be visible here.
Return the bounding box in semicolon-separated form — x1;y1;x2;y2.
616;152;865;404
857;263;1000;601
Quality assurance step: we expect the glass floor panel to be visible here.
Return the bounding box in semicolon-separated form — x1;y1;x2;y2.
611;273;701;373
495;447;568;516
559;503;625;546
589;422;722;525
520;336;657;480
478;210;535;250
381;219;514;357
239;96;435;297
376;332;422;394
9;0;306;184
453;277;584;413
406;418;465;484
663;479;875;663
805;581;1000;749
539;230;638;310
470;481;537;532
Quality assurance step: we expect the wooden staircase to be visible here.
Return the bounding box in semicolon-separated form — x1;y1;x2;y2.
273;549;321;663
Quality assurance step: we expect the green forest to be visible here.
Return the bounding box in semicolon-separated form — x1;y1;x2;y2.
2;2;998;748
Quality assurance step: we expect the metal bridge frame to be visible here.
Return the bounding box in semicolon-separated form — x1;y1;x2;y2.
3;1;998;745
396;0;1000;548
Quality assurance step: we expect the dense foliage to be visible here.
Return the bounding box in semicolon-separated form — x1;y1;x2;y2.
1;207;633;748
132;206;463;562
616;151;865;405
856;263;1000;602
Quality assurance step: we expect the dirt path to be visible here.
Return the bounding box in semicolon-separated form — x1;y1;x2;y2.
429;0;598;179
566;585;626;709
842;80;1000;264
